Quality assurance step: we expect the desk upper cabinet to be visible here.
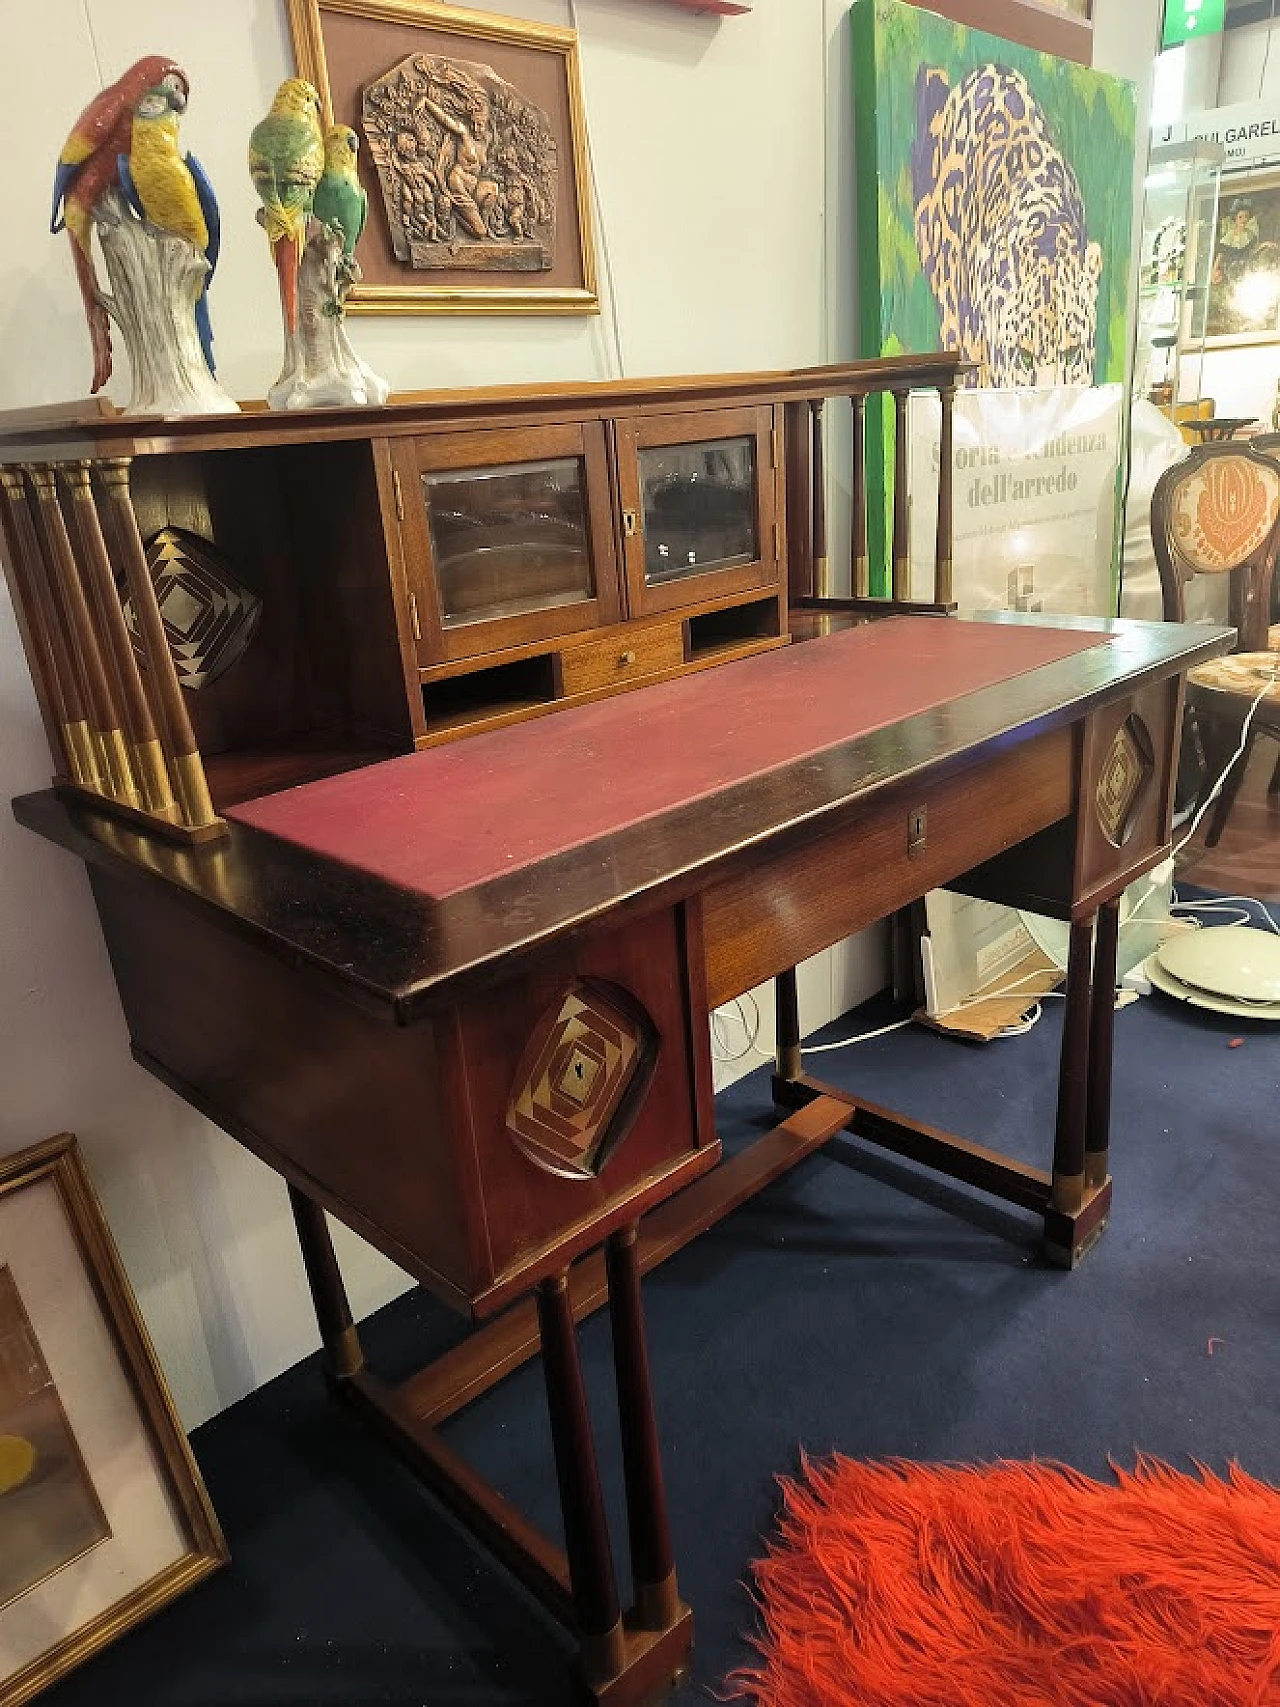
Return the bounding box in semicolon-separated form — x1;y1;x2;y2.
0;355;966;840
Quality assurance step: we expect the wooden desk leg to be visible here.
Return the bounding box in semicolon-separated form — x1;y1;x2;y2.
537;1272;628;1689
1044;915;1111;1268
775;967;802;1084
1086;898;1120;1191
606;1224;682;1634
288;1183;364;1380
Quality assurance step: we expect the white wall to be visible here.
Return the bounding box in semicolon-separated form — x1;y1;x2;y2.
0;0;890;1428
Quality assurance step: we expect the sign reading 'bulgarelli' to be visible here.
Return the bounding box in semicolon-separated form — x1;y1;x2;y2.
1157;99;1280;171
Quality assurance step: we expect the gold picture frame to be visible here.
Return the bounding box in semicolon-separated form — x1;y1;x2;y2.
1205;170;1280;349
286;0;599;315
0;1135;226;1707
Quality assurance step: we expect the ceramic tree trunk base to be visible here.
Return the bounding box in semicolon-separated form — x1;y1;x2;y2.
96;191;239;417
266;220;390;412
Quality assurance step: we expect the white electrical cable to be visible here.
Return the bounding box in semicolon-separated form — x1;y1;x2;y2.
710;992;763;1063
1119;673;1278;938
1173;895;1280;934
750;675;1280;1062
803;1017;916;1053
1174;674;1276;858
803;967;1071;1055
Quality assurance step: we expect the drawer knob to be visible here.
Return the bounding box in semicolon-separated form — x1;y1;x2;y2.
619;649;636;666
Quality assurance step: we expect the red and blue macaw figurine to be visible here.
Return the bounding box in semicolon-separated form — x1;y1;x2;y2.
51;56;219;394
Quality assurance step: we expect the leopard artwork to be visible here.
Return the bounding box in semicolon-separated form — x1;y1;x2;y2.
911;63;1103;388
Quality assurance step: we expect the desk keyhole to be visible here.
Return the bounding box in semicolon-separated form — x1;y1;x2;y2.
907;806;927;857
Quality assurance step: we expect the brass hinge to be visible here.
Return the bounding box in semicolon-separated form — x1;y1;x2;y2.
774;517;783;558
771;426;781;469
392;468;405;522
408;590;421;641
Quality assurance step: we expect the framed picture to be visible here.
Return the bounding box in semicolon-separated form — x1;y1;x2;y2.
1205;172;1280;346
0;1135;225;1707
901;0;1093;64
286;0;599;315
852;0;1134;595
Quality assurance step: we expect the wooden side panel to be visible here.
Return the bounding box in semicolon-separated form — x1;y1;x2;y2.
702;725;1075;1005
1073;674;1181;915
87;869;479;1311
280;439;418;746
452;904;715;1306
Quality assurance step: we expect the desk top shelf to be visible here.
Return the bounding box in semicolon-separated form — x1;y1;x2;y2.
0;356;967;843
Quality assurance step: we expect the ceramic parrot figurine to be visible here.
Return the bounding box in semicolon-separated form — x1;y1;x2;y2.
248;79;324;335
312;124;367;267
51;55;189;393
116;86;221;374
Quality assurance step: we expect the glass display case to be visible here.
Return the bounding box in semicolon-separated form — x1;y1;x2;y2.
1136;140;1223;433
615;407;779;619
425;458;595;628
397;407;784;663
395;423;623;666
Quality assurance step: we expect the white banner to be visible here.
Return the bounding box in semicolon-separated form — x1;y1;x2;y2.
1155;100;1280;173
908;385;1123;617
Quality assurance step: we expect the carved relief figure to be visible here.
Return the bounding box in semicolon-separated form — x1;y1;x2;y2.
361;53;556;272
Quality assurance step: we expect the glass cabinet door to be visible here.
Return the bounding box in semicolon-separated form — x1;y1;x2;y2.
394;423;622;665
615;407;779;618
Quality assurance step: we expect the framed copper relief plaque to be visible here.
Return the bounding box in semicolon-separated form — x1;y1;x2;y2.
287;0;599;314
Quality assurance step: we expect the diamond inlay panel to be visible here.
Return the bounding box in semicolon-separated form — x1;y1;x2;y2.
506;980;659;1180
1096;714;1155;847
125;527;263;691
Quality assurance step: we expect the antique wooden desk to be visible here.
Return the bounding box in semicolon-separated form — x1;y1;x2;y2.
0;364;1231;1703
9;611;1224;1703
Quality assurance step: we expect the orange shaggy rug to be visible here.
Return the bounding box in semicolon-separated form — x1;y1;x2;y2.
728;1456;1280;1706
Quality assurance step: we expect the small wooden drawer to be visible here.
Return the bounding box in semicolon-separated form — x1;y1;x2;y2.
559;622;685;697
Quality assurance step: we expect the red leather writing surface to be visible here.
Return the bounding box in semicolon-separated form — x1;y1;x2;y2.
228;618;1107;898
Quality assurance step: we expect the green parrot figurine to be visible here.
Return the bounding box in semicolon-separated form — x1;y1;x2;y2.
312;124;367;266
247;78;324;335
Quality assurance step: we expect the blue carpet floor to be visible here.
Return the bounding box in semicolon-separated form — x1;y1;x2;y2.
42;964;1278;1705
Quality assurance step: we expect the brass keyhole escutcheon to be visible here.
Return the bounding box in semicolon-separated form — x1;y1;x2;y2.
619;650;636;667
907;805;927;857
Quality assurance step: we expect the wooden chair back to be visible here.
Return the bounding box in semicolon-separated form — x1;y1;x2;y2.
1252;432;1280;629
1149;441;1280;652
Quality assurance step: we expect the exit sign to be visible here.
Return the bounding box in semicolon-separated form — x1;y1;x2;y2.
1162;0;1226;48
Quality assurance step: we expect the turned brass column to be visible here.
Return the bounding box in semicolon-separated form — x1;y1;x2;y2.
61;462;177;817
96;457;217;829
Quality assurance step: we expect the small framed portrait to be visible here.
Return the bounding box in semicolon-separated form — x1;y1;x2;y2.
1206;173;1280;346
286;0;599;314
0;1135;225;1707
